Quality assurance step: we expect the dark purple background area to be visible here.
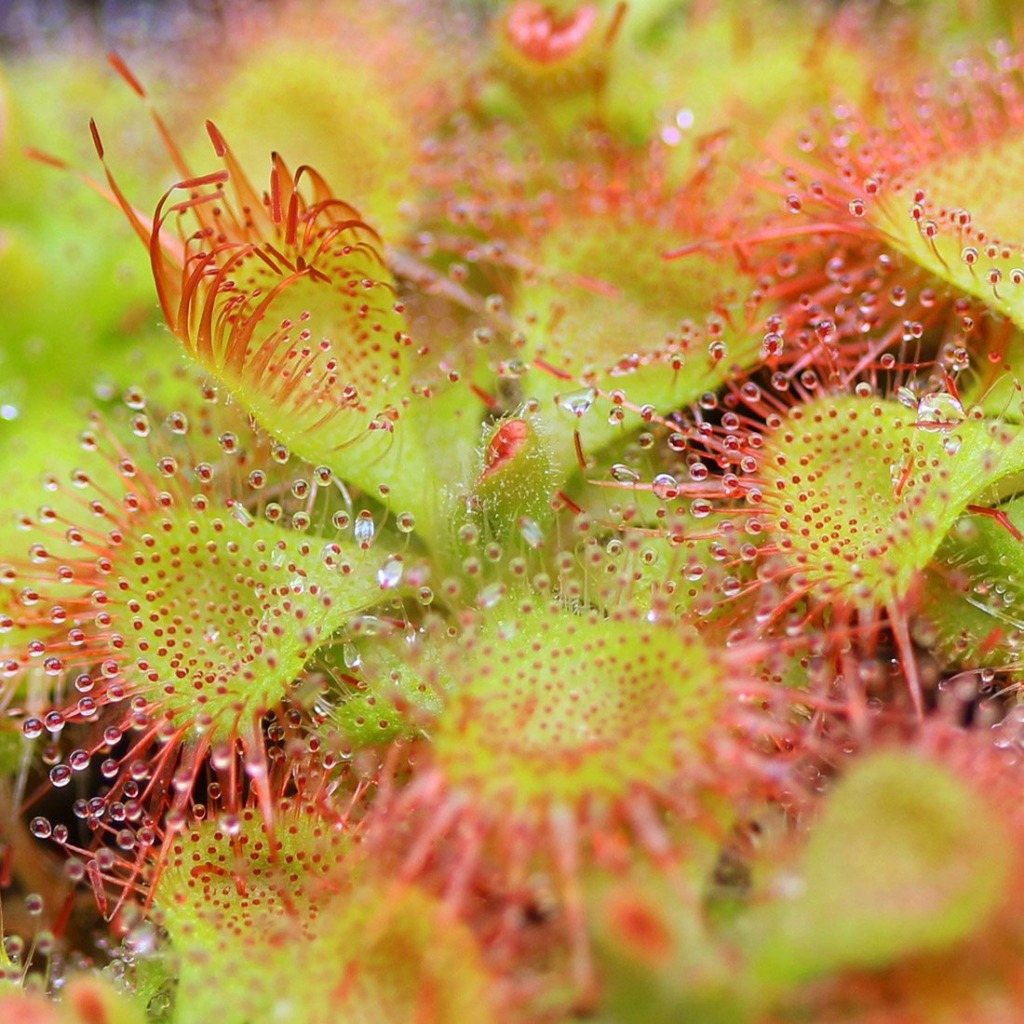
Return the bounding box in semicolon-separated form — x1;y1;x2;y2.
0;0;237;50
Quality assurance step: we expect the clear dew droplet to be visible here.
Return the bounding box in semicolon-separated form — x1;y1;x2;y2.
123;387;146;410
477;582;506;608
518;517;544;548
916;391;966;432
377;555;404;590
350;615;386;636
895;385;918;409
354;513;375;548
219;814;241;837
210;744;232;771
498;359;527;378
559;387;597;417
29;817;51;839
228;502;254;527
611;464;641;484
167;411;189;434
342;643;362;670
652;473;679;500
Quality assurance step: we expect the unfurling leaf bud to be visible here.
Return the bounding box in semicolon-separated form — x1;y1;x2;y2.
470;413;558;539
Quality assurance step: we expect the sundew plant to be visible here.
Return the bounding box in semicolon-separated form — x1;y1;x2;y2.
7;0;1024;1021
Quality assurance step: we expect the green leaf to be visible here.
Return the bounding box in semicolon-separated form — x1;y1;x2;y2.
760;393;1024;607
154;811;497;1024
917;494;1024;671
754;752;1012;981
432;601;726;811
